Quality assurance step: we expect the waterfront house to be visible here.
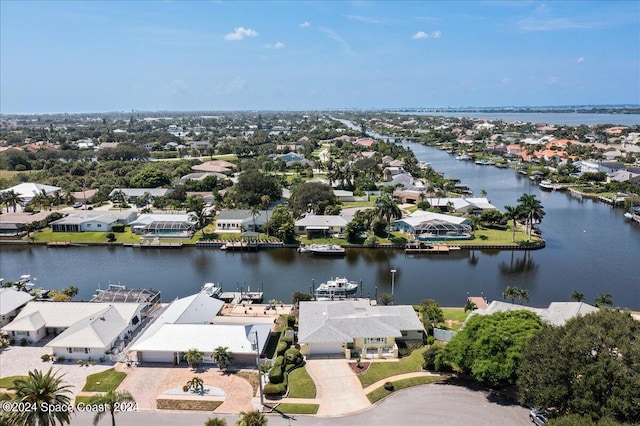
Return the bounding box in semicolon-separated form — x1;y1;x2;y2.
129;213;197;237
2;301;145;359
215;209;270;233
471;301;599;327
422;197;497;214
49;211;137;232
297;299;424;358
294;214;349;236
0;288;34;327
394;211;472;240
130;293;272;366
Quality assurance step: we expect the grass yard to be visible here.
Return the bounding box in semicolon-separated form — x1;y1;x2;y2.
81;368;127;392
442;308;468;322
454;227;541;245
275;403;319;415
358;347;427;388
0;376;27;388
287;367;316;399
29;228;141;244
366;376;441;404
74;395;93;406
157;399;223;411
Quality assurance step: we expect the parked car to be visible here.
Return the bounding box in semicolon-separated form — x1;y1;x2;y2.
529;409;548;425
72;202;83;208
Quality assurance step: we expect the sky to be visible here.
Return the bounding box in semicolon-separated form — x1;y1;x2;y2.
1;1;639;113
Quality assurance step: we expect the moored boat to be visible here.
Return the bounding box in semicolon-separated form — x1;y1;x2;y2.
314;277;358;298
298;244;346;256
539;180;554;191
456;153;471;161
201;282;222;298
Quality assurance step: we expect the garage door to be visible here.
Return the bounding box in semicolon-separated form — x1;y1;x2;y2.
309;342;343;355
139;351;173;363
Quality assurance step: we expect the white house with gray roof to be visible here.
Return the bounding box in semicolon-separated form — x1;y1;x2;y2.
298;299;424;358
471;300;599;326
215;210;271;233
2;301;145;359
0;288;34;327
49;211;137;232
130;293;272;366
294;214;349;235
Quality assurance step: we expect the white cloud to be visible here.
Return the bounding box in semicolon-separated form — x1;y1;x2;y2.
265;42;285;49
413;30;441;39
220;77;247;94
224;27;258;41
318;26;353;55
501;77;512;85
300;21;310;28
576;56;585;63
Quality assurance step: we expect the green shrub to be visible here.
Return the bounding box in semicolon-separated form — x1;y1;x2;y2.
422;344;442;370
287;315;296;328
111;223;125;233
280;335;293;347
269;367;284;384
263;383;283;396
273;355;284;369
41;354;51;362
276;342;288;357
284;348;303;365
384;382;394;391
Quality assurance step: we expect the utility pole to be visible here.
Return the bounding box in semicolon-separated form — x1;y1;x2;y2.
253;330;264;406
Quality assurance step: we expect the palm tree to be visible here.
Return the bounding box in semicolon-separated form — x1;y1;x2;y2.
3;189;24;212
186;377;204;393
212;346;234;370
89;390;135;426
517;193;545;240
184;348;203;370
502;285;520;303
374;193;402;239
61;286;79;299
205;418;228;426
250;205;261;233
464;299;477;313
594;293;613;307
260;195;270;237
8;368;74;426
235;409;267;426
570;290;585;302
503;205;521;242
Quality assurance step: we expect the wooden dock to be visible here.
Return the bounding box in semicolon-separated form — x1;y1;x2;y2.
218;291;264;304
405;243;458;254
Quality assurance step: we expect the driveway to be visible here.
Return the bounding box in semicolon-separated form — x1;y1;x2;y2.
304;359;370;416
0;345;112;396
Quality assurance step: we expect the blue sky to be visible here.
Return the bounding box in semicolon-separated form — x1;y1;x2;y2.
1;1;639;113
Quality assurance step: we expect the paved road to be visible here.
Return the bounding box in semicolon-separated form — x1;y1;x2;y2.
71;383;530;426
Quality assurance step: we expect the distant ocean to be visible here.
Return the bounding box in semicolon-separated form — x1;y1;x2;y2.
408;112;640;127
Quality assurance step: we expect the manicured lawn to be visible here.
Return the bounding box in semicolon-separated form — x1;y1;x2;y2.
276;403;319;415
287;367;316;399
0;376;26;388
366;376;440;404
81;368;126;392
29;228;141;244
442;307;468;322
74;395;92;406
453;228;538;245
358;347;427;388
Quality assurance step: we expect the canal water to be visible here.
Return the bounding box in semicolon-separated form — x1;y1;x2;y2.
1;144;639;310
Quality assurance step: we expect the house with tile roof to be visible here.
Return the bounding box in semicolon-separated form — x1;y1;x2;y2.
298;299;424;358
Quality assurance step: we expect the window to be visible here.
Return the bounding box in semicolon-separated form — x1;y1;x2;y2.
97;224;102;228
364;337;386;344
71;348;85;353
401;331;408;337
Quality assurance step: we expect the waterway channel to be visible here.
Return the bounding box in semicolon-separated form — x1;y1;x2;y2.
1;143;639;310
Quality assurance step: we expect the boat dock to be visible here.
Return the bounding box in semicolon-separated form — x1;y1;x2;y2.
218;290;264;304
220;241;259;251
405;243;459;254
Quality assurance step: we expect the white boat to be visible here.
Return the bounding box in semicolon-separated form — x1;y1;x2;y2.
314;277;358;297
18;275;36;289
201;282;222;298
456;153;471;161
298;244;346;256
624;212;633;220
539;180;555;191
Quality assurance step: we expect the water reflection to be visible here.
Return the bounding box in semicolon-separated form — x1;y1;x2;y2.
499;251;538;276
